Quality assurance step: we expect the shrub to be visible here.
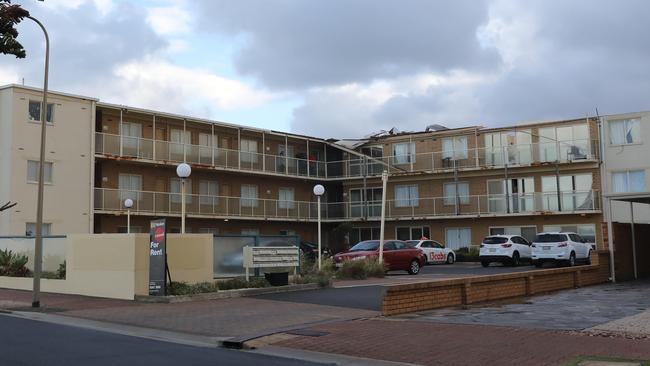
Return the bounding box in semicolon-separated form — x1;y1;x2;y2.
455;246;480;262
218;277;268;290
296;255;334;287
335;258;387;280
0;249;30;277
56;261;66;279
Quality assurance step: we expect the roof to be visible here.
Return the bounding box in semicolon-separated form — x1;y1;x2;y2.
0;84;99;101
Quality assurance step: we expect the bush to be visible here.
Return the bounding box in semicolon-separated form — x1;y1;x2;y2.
218;277;268;290
0;249;30;277
296;255;334;287
335;258;387;280
455;246;480;262
56;261;66;279
168;277;271;296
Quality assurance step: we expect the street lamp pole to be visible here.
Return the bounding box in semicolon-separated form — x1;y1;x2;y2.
176;163;191;233
29;15;49;309
378;170;388;263
313;184;325;270
124;199;134;234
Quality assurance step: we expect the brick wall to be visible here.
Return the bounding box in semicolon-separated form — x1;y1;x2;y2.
382;251;610;316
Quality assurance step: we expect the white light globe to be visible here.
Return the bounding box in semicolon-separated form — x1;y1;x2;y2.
176;163;192;178
124;198;134;208
313;184;325;196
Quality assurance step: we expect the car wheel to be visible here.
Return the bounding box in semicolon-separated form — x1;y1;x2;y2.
446;253;454;265
510;252;520;267
568;252;576;267
408;259;421;275
481;261;490;268
586;251;592;265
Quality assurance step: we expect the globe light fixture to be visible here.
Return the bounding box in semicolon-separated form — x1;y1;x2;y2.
176;163;192;233
313;184;325;269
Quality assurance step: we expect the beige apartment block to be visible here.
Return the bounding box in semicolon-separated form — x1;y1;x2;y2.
0;84;608;252
0;85;95;236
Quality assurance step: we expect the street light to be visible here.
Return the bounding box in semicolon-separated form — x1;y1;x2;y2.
124;198;133;234
176;163;191;233
27;15;49;309
378;170;388;263
313;184;325;270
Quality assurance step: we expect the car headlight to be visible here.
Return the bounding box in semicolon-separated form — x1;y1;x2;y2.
352;255;367;261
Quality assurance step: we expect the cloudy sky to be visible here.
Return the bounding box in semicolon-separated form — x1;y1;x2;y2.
1;0;649;139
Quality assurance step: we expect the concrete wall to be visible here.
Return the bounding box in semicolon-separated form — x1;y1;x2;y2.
0;233;214;300
0;86;95;236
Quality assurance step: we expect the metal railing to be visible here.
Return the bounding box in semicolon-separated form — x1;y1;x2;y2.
95;133;599;180
94;188;600;221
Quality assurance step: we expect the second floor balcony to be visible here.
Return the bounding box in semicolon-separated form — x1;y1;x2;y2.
94;188;601;222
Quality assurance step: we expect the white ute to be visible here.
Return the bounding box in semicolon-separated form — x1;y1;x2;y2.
531;232;592;267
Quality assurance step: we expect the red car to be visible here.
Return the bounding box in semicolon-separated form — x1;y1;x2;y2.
333;240;426;275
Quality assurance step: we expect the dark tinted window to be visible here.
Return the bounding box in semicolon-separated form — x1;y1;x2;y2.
384;242;397;250
432;241;444;249
534;234;567;243
483;236;508;244
413;240;429;248
350;240;379;251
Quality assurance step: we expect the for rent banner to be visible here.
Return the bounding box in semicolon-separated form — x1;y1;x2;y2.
149;219;167;296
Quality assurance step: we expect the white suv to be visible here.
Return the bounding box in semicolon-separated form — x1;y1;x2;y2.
531;232;592;267
479;235;532;267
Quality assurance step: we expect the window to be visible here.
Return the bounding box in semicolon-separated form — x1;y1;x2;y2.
542;174;593;210
539;124;590;162
279;230;296;236
610;119;641;145
121;122;142;156
26;222;51;236
349;227;380;245
392;142;415;164
442;136;468;160
612;170;646;193
485;130;532;165
395;185;419;207
199;180;218;205
27;160;52;184
278;187;295;209
119;174;142;201
443;182;469;205
489;226;537;242
445;228;471;250
241;228;259;235
543;224;596;244
199;227;219;234
28;100;54;123
396;226;430;241
199;133;217;147
170;178;192;204
361;146;384;174
241;184;258;207
240;139;258;164
350;187;383;217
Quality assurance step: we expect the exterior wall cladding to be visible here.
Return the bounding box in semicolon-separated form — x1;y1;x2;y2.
2;85;604;250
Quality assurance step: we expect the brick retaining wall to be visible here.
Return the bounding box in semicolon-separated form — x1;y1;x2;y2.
382;251;611;316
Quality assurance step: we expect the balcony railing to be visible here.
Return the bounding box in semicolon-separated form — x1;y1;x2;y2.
95;133;599;180
94;188;600;222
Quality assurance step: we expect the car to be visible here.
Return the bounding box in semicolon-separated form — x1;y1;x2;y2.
407;239;456;264
333;240;426;275
531;232;592;267
479;234;532;267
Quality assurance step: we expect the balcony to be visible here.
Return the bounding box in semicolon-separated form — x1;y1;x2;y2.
94;188;600;222
95;133;599;180
95;132;327;179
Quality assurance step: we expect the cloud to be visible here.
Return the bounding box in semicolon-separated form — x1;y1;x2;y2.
101;57;275;114
146;3;192;36
194;0;499;89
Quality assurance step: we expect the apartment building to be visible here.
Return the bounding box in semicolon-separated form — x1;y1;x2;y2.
0;84;604;251
341;119;603;249
600;111;650;279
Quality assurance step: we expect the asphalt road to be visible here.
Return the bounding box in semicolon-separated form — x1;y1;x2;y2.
0;315;322;366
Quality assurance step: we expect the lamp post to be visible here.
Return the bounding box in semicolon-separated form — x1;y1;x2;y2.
176;163;191;233
378;170;388;263
124;198;133;234
28;15;49;309
313;184;325;270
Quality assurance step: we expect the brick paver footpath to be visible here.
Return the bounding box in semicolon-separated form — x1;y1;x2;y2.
273;319;650;366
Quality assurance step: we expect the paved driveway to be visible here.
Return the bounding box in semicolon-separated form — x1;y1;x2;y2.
403;280;650;330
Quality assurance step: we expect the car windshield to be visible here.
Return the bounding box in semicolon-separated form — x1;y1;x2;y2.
406;240;419;246
534;234;567;243
483;237;508;244
349;240;379;252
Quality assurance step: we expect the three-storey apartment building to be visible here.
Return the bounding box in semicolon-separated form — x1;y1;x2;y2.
0;84;604;250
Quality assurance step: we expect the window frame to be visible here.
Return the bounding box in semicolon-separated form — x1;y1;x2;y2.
392;142;416;165
28;100;55;124
612;170;647;193
27;160;53;184
278;187;295;209
240;184;259;208
443;181;470;205
609;118;641;146
394;184;419;208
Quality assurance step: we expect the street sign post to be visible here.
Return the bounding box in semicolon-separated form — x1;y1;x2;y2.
242;246;300;281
